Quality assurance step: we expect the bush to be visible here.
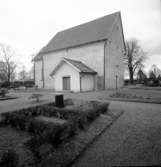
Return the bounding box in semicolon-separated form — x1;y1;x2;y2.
0;81;11;88
6;80;35;89
0;88;8;97
68;119;79;137
0;149;19;167
24;80;35;88
77;114;88;130
24;136;43;162
94;102;109;114
1;100;109;134
1;99;109;149
38;144;53;159
86;109;99;122
1;112;30;130
26;118;46;135
25;136;54;164
25;124;70;162
25;116;70;147
44;126;69;147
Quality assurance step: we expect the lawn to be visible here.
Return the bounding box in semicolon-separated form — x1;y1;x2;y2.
66;87;161;104
1;87;161;114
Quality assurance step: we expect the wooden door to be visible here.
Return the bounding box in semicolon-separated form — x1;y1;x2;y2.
62;76;71;90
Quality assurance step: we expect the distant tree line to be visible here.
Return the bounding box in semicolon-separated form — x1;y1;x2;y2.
125;64;161;87
0;80;35;89
137;65;161;86
0;43;34;89
124;38;161;87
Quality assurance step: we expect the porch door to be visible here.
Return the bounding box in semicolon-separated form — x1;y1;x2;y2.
62;76;71;90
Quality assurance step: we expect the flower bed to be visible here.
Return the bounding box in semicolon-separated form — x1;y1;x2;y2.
110;92;144;99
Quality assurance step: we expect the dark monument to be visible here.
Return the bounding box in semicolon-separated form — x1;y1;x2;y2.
55;94;64;107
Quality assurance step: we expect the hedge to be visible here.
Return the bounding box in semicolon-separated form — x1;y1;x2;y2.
0;149;19;167
1;112;30;130
1;100;109;134
1;99;109;165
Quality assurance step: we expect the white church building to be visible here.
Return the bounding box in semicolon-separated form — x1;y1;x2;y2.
33;11;125;92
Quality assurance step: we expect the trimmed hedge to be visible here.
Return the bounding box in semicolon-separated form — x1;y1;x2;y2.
0;88;8;97
24;136;43;162
27;116;69;141
1;99;109;165
1;100;109;134
1;112;30;130
1;99;109;138
0;149;19;167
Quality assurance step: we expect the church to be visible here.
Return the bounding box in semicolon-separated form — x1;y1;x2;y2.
33;11;125;92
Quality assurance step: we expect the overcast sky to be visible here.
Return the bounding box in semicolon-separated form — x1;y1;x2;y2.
0;0;160;72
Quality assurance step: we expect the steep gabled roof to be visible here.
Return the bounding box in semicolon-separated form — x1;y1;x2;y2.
34;11;121;61
50;58;97;76
64;58;97;74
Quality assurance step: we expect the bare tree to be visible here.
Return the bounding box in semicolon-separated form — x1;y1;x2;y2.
149;70;156;80
124;39;147;84
150;64;161;77
137;68;147;83
0;61;7;82
0;72;7;82
0;44;17;83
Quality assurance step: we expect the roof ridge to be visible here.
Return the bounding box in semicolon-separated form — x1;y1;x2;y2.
34;11;122;60
57;11;120;34
64;57;82;63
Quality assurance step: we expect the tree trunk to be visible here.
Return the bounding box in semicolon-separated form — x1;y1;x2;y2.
129;69;134;84
7;72;10;86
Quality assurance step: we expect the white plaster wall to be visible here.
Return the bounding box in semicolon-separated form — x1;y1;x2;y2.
35;60;43;88
43;50;67;89
68;42;105;76
81;74;95;91
53;62;80;92
43;41;105;89
105;16;124;89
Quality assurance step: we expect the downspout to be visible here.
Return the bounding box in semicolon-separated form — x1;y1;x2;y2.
42;57;45;88
80;73;82;92
104;40;107;90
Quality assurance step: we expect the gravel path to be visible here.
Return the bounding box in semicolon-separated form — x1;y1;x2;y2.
71;101;161;167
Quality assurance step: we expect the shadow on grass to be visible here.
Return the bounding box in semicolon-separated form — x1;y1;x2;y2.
0;96;18;101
